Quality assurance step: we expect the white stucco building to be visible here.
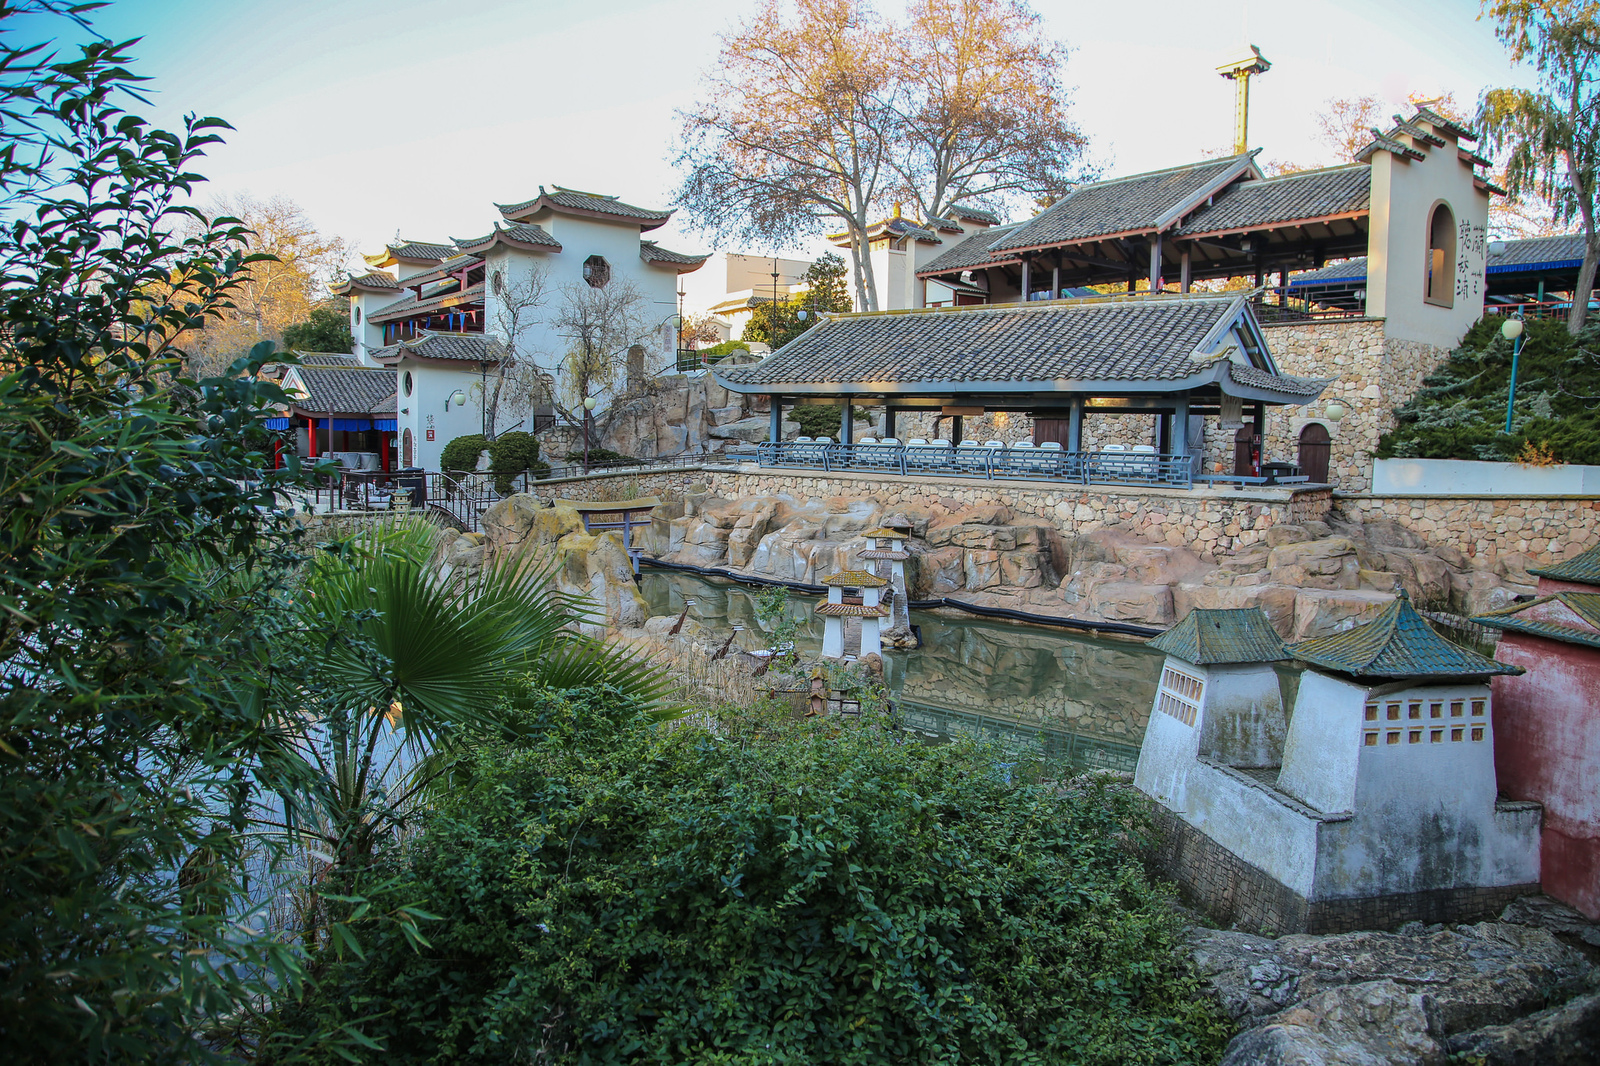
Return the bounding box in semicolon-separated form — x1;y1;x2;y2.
334;187;707;471
1135;598;1540;934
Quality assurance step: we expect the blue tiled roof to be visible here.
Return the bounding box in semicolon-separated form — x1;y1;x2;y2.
1290;591;1523;680
1150;607;1290;664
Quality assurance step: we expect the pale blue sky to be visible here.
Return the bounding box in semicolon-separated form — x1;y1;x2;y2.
21;0;1533;268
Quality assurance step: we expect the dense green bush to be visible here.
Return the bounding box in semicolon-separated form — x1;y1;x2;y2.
790;403;870;438
487;430;550;492
271;689;1228;1065
564;446;636;466
440;433;489;473
1378;317;1600;464
698;339;751;360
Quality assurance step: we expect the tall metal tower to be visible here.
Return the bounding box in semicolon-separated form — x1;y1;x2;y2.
1216;45;1271;155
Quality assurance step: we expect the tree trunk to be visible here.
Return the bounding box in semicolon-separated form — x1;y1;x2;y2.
1569;235;1598;337
846;227;870;312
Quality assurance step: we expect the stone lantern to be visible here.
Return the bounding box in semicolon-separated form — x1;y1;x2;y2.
816;569;889;659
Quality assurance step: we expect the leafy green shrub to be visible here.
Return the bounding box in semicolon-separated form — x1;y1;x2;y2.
487;430;549;492
790;404;870;438
1378;317;1600;464
440;433;489;473
563;447;635;466
270;689;1229;1065
698;339;751;360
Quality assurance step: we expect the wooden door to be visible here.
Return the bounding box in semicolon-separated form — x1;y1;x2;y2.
1034;417;1071;446
1233;426;1259;476
403;428;413;468
1298;423;1331;483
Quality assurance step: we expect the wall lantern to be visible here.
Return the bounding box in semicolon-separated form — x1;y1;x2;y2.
1323;401;1346;422
447;389;467;410
1353;289;1366;304
1488;240;1507;257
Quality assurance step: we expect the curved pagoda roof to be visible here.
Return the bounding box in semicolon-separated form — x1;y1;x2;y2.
821;569;888;588
713;294;1326;405
1290;591;1522;680
1528;542;1600;586
1473;591;1600;651
1150;607;1290;664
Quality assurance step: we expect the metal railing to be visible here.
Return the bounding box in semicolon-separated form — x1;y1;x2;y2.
756;440;1195;488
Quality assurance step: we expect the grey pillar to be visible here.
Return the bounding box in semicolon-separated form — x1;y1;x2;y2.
883;405;896;439
840;401;854;445
1067;398;1083;452
1149;234;1163;292
1180;248;1192;293
1171;394;1189;459
769;395;783;442
1020;258;1031;301
951;414;963;444
1051;263;1061;300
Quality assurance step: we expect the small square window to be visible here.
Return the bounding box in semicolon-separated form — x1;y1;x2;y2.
1471;700;1486;717
1364;732;1379;746
1409;730;1423;744
1471;726;1485;742
1386;702;1402;720
1408;702;1423;719
1387;731;1402;745
1451;728;1464;742
1430;703;1443;718
1451;701;1465;718
1364;703;1378;722
1430;729;1444;743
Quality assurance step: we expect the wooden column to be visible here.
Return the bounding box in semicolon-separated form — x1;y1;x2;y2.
1279;266;1289;307
1172;394;1190;460
307;417;317;458
1020;257;1031;301
1180;248;1192;293
1067;398;1083;452
769;395;783;442
883;405;896;439
1051;262;1061;300
1149;234;1163;292
379;432;390;472
951;414;963;444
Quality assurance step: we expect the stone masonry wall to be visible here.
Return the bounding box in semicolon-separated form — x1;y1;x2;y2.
1261;320;1450;493
700;468;1332;557
1334;494;1600;564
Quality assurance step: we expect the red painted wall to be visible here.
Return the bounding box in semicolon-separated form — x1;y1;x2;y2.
1491;632;1600;919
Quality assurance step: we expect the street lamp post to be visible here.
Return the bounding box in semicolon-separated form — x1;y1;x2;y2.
1502;316;1525;434
582;394;597;472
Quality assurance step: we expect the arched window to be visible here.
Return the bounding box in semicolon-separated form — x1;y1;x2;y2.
1426;201;1456;307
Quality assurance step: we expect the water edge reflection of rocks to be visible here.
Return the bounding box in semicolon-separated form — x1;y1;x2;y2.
640;571;1165;772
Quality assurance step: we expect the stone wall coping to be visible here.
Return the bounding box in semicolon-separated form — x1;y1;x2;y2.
529;462;729;487
1258;317;1384;328
1337;492;1600;502
734;465;1320;503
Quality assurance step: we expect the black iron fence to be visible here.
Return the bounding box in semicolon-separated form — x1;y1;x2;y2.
756;440;1195;488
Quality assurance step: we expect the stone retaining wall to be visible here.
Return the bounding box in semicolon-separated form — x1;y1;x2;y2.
1333;494;1600;564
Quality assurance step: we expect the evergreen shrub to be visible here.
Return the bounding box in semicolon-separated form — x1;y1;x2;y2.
271;689;1229;1065
790;404;870;438
1379;317;1600;465
439;433;488;473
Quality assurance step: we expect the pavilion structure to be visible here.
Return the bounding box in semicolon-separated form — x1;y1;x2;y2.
817;569;889;659
858;527;913;642
715;292;1327;488
267;353;398;470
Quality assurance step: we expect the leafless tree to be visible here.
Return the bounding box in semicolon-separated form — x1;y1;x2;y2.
484;263;551;437
550;279;649;442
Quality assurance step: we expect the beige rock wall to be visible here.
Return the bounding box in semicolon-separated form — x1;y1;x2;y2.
1334;494;1600;565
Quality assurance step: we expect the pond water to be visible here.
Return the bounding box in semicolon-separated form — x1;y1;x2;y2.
639;570;1167;771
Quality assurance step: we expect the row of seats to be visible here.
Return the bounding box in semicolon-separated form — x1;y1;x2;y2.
791;438;1148;452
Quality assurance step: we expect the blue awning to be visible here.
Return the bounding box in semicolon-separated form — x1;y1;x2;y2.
331;418;372;432
373;418;397;431
264;416;292;430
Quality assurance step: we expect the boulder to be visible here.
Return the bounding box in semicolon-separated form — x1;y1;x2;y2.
479;493;574;552
1268;537;1361;591
1172;582;1299;637
707;416;772;443
1381;549;1453;607
963;549;1002;591
1082;581;1174;625
1291;588;1394;640
1220;980;1442;1066
1445;992;1600;1064
555;529;648;630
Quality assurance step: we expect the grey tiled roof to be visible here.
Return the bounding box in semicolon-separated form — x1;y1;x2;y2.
1228;361;1327;398
1174;166;1370;236
917;223;1025;274
1414;106;1475;142
715;295;1288;391
1473;592;1600;650
1290;591;1522;680
382;240;456;262
1487;233;1590;270
380;331;505;364
331;271;399;294
877;217;941;242
1289;258;1369;286
289;351;359;366
1356;129;1425;163
991;155;1256;252
640;241;711;267
1151;607;1290;663
454;222;561;252
1529;542;1600;585
289;365;397;416
949;204;1002;224
370;391;397;415
369;282;485;324
496;185;672;227
924;216;965;233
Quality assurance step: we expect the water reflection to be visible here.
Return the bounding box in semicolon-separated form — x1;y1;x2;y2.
640;571;1165;771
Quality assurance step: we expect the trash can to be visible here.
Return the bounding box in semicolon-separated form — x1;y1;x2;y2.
393;467;426;507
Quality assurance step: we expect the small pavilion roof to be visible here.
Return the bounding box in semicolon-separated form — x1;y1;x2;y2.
948;203;1002;225
1473;592;1600;651
284;364;397;417
815;601;890;617
640;241;711;271
331;271;399;296
821;569;888;588
371;331;506;365
1528;543;1600;586
1290;591;1522;680
863;527;908;539
363;240;457;268
496;185;673;230
1150;607;1290;664
713;294;1326;404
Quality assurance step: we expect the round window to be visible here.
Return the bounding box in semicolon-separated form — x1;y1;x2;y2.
402;370;414;397
582;255;611;289
353;306;362;326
